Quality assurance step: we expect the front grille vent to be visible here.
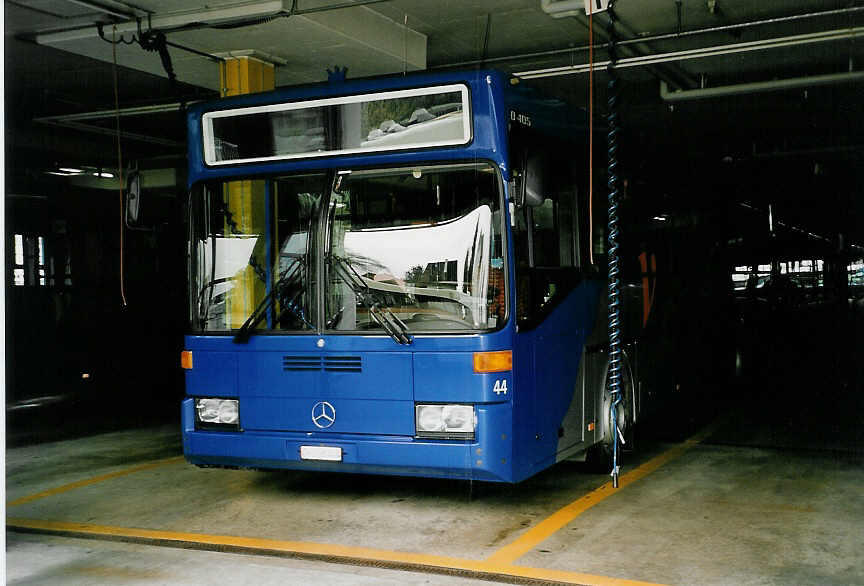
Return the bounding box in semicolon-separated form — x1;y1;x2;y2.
282;355;322;371
282;355;362;373
324;356;362;373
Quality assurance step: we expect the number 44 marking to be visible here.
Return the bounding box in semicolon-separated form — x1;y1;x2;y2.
493;379;508;395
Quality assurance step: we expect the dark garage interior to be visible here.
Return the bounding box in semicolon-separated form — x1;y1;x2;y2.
5;1;864;584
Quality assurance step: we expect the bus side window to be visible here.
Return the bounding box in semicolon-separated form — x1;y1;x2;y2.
514;154;581;329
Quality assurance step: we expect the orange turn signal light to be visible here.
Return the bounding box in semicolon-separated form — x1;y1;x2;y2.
473;350;512;373
181;351;194;370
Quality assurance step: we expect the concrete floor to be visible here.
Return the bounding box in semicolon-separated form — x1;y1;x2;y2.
6;533;497;585
6;405;863;586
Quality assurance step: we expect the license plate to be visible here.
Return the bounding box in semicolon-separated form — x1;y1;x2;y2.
300;446;342;462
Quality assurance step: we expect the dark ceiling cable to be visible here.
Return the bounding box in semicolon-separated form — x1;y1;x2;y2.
481;13;492;65
97;22;137;44
97;23;223;64
139;29;177;84
98;21;194;113
164;40;225;63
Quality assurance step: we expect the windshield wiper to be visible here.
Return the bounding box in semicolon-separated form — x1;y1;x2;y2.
233;260;312;344
328;254;413;345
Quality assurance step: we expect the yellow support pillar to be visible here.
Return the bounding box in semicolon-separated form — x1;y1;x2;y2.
219;56;275;98
220;57;275;329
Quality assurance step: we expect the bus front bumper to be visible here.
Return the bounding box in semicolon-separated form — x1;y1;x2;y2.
181;398;515;482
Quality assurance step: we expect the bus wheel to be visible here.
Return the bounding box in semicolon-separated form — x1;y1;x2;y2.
588;355;635;471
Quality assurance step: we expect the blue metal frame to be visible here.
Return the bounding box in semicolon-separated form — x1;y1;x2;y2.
183;70;599;483
188;70;514;186
264;180;273;328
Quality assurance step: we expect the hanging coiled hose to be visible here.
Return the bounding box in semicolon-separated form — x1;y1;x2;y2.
605;2;624;488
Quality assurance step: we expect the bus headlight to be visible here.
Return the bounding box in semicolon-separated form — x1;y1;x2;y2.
415;404;476;439
195;398;240;430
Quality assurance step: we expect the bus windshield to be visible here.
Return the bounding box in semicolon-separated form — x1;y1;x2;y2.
190;162;506;335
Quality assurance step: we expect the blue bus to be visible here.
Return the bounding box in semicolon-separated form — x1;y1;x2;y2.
182;69;641;483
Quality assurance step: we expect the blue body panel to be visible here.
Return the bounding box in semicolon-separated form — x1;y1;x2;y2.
183;70;600;483
512;280;604;479
184;329;518;481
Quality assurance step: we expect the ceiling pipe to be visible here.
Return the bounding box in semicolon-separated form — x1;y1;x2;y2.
660;71;864;101
573;10;700;94
35;119;183;148
33;0;395;43
295;0;393;15
62;0;144;20
538;0;698;88
515;26;864;79
34;102;187;124
436;6;864;70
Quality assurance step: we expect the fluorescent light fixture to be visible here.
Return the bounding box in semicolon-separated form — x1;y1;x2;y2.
58;167;83;174
93;172;115;178
653;215;669;222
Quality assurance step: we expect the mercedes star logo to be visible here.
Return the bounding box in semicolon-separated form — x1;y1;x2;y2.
311;401;336;429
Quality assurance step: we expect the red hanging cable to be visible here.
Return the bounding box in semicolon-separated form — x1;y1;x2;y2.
588;10;595;266
113;25;128;307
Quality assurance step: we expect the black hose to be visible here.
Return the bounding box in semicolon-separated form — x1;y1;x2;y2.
606;0;623;489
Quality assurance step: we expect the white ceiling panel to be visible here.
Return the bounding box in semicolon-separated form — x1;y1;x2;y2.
27;0;426;89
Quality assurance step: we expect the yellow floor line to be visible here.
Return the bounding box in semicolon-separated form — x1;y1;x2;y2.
486;423;721;565
6;518;665;586
7;456;185;507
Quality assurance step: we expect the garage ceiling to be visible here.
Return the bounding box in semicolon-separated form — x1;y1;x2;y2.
9;1;863;89
6;0;864;246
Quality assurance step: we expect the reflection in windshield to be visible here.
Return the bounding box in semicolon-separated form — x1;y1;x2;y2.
190;163;506;335
192;175;323;332
326;163;504;332
328;254;412;344
195;236;258;328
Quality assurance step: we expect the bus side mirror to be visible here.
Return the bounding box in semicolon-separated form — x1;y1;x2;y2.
125;169;142;226
516;154;545;208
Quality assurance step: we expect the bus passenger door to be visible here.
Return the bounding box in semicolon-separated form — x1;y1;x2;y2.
511;147;588;471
